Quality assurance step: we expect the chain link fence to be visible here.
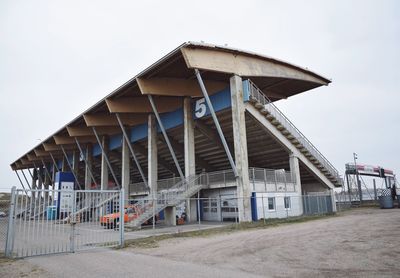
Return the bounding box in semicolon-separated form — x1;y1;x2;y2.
0;191;11;256
124;194;335;226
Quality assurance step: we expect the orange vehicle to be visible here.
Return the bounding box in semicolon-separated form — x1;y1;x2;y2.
100;204;156;229
100;205;141;229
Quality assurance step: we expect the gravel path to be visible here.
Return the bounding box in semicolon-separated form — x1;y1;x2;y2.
1;208;399;277
130;208;400;277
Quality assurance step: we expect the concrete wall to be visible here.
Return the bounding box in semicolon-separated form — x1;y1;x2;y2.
253;192;302;219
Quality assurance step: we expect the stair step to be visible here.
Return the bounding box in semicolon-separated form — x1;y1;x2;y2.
255;102;264;109
249;98;257;104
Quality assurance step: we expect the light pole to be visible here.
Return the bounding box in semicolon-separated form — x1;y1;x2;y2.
353;153;362;203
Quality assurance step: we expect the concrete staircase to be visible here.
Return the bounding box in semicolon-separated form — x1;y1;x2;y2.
246;80;342;187
127;174;206;228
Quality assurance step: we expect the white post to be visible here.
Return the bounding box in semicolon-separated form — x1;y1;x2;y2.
120;188;125;247
5;186;17;257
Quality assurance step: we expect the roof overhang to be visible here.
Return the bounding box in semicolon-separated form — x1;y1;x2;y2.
10;42;331;170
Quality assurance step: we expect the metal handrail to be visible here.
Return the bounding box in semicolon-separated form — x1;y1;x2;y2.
247;80;341;183
130;167;296;194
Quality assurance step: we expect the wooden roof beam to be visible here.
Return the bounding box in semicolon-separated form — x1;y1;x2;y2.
83;113;148;127
43;143;76;152
136;77;227;97
106;96;183;113
66;126;121;137
53;135;97;145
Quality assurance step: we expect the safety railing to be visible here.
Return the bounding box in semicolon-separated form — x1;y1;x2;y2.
246;80;341;184
129;174;206;227
130;167;296;195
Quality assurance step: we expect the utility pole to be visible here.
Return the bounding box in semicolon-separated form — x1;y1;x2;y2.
353;153;362;203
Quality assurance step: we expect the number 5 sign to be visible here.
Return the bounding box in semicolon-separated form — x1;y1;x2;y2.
194;98;207;119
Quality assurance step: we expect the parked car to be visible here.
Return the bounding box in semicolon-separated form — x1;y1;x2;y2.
100;204;156;229
0;211;6;217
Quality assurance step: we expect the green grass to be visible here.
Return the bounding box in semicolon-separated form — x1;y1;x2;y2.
124;213;337;249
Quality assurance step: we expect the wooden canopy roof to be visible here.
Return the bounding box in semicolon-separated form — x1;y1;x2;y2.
11;42;331;170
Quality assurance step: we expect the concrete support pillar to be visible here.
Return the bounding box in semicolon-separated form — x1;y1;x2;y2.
37;167;43;202
43;167;50;204
100;136;109;190
289;154;302;193
51;164;56;190
148;114;158;194
61;157;67;172
84;144;93;190
184;97;197;222
230;75;251;222
72;150;79;186
148;114;158;226
289;153;303;215
121;138;130;201
164;206;176;226
30;168;37;213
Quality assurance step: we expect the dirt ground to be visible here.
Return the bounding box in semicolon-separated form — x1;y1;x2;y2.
1;208;399;278
130;208;400;277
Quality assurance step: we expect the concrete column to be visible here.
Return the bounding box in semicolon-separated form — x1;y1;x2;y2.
184;97;197;222
51;164;56;190
164;206;176;226
230;75;251;222
148;114;158;226
72;150;79;186
43;166;50;204
100;136;109;190
289;154;302;193
30;168;37;214
121;138;130;201
148;114;158;194
289;153;303;215
61;157;67;172
84;144;93;190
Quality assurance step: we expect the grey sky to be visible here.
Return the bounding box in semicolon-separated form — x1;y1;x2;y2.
0;0;399;191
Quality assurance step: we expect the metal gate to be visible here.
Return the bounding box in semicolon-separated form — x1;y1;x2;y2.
5;187;124;258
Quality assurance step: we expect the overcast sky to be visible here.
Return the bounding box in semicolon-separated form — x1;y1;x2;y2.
0;0;399;191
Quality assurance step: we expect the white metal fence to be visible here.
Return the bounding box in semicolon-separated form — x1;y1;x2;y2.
123;194;334;225
130;167;295;195
4;187;124;258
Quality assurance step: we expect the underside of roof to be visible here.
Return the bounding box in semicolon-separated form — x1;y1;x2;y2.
11;42;331;170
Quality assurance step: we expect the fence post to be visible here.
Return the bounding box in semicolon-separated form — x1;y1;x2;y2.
120;188;125;247
373;179;377;201
261;195;266;224
5;186;17;257
70;190;76;253
264;169;267;192
197;192;201;226
252;168;256;191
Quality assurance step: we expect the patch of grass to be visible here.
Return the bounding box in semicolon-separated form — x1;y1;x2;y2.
0;255;15;265
125;213;336;249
